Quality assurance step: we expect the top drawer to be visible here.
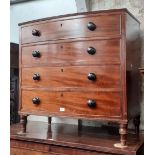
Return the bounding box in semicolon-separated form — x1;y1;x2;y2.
21;14;121;44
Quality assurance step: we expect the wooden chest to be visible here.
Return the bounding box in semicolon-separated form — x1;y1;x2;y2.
18;9;140;147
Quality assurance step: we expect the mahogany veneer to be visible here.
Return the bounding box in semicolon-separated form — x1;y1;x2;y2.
21;90;121;117
21;14;121;44
22;66;120;88
21;39;121;67
18;9;140;146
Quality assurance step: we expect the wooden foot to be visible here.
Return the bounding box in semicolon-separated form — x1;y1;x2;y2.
133;115;140;134
114;123;128;148
20;115;27;133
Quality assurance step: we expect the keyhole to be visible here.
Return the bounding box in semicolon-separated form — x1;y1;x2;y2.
60;45;63;49
60;23;62;27
61;69;63;72
61;93;63;97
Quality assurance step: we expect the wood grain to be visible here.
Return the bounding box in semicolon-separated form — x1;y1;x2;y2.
21;39;121;67
11;146;109;155
21;65;121;89
21;14;121;44
21;90;121;118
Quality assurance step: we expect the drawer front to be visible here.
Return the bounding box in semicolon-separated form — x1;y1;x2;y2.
21;15;121;44
21;90;121;117
21;39;120;67
22;66;120;89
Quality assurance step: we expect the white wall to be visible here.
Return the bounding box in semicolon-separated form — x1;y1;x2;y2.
10;0;77;43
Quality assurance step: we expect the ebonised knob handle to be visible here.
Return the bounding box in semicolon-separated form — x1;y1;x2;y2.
32;51;40;57
87;47;96;55
87;22;96;31
88;73;96;81
33;74;40;81
87;99;96;108
32;97;40;104
32;29;40;36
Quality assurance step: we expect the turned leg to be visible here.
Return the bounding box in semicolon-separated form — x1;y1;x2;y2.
77;119;82;137
119;123;127;146
47;119;52;139
114;123;128;148
78;119;82;130
48;117;52;133
20;115;27;133
48;117;52;125
133;115;140;134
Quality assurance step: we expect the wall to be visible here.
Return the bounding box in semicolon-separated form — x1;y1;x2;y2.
89;0;144;130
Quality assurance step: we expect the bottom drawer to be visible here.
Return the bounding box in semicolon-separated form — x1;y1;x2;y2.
21;90;121;118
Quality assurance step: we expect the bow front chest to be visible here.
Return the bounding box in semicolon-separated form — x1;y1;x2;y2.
19;9;140;147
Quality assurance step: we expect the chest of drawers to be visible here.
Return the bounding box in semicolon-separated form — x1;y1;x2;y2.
18;9;140;147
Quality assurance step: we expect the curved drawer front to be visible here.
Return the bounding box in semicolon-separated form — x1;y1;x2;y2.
21;90;121;117
21;65;120;89
21;15;121;44
22;39;120;66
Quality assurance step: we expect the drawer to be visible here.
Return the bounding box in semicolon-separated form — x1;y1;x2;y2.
21;39;120;67
21;14;121;44
21;90;121;117
21;65;120;89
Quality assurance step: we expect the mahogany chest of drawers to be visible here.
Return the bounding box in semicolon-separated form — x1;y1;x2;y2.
18;9;140;147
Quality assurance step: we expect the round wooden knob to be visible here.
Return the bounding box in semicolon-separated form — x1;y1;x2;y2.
87;22;96;31
32;97;40;104
33;74;40;81
87;99;96;108
32;51;40;57
88;73;96;81
32;29;40;36
87;47;96;55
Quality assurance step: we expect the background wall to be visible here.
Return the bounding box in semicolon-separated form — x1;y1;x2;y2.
10;0;144;130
